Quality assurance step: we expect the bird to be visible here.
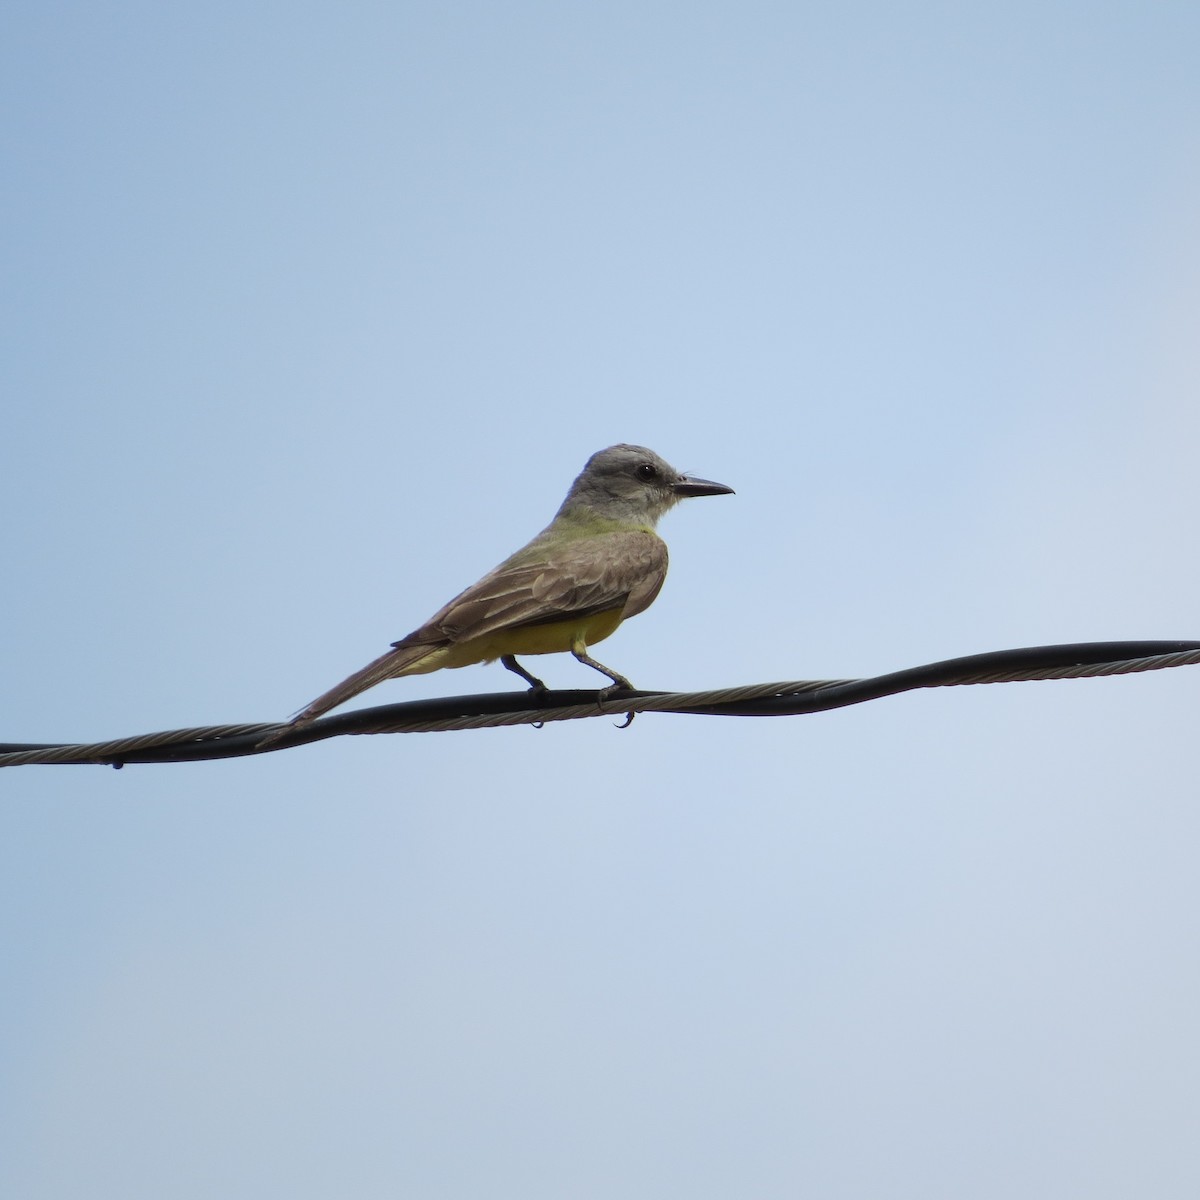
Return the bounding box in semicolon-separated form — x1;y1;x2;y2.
277;444;733;734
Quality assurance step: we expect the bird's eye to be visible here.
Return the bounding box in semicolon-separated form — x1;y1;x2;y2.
636;463;659;481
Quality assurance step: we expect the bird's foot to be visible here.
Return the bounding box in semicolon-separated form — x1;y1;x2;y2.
596;676;636;728
596;676;634;702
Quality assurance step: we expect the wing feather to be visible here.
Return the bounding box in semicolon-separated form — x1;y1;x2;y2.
396;530;668;648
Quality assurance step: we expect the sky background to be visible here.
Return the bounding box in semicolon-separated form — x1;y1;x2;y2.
3;2;1200;1196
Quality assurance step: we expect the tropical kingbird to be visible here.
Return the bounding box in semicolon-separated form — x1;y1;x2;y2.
280;444;733;732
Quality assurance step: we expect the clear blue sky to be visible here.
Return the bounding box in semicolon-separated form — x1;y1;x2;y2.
3;3;1199;1196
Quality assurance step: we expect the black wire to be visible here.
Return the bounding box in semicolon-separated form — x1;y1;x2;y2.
662;640;1200;716
2;639;1197;768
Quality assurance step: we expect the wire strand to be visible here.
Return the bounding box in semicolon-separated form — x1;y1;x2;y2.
2;639;1197;769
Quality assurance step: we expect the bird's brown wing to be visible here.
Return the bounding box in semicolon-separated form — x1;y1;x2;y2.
400;528;668;647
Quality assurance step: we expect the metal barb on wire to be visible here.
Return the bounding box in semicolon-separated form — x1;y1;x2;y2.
1;640;1198;769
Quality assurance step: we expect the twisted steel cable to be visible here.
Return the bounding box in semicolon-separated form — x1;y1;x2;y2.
2;640;1197;769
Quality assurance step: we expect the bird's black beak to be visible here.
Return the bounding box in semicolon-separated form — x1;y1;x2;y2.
673;474;735;498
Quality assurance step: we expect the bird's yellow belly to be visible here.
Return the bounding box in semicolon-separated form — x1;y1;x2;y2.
476;608;624;660
415;608;625;673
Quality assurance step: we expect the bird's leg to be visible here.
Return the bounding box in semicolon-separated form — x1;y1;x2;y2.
571;644;637;728
570;641;634;698
571;647;633;694
501;654;548;693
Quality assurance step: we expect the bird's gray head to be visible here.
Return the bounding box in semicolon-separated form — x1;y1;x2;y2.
556;444;734;526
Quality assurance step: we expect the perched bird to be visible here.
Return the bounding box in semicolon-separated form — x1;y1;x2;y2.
280;444;733;732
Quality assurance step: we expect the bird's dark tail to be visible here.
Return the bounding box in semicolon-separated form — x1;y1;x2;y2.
259;641;439;747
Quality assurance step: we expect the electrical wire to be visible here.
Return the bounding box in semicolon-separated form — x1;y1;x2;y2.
2;639;1197;769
